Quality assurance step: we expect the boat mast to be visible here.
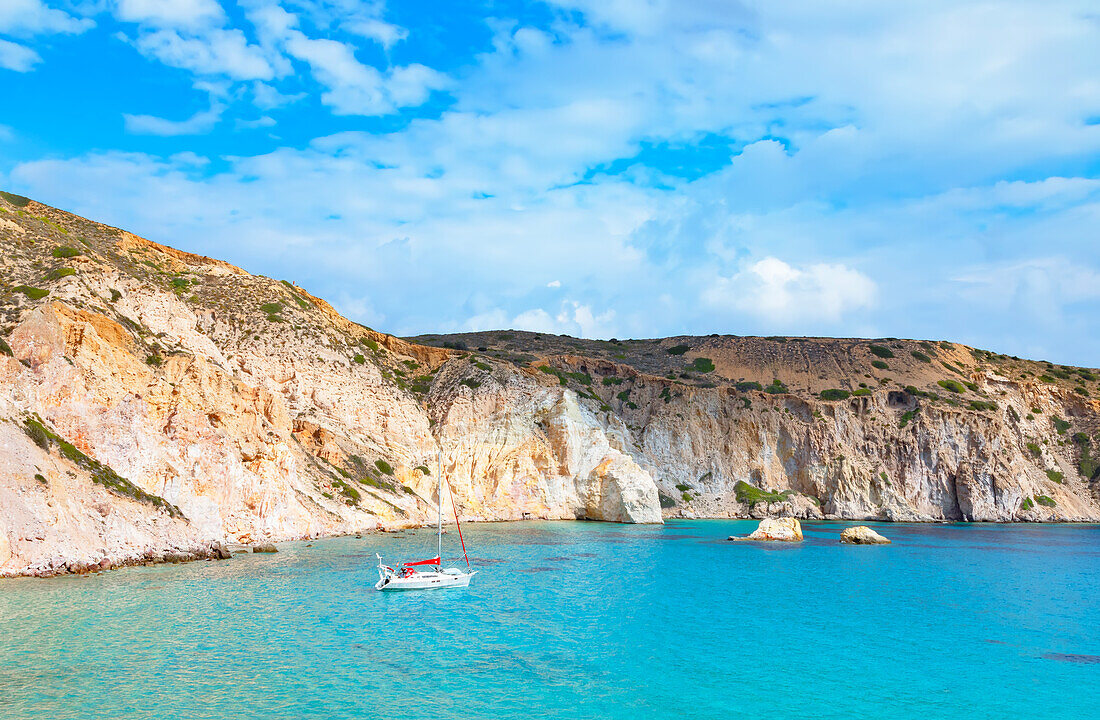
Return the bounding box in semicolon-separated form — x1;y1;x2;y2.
436;448;443;562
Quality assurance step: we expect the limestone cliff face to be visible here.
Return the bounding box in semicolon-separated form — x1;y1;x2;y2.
1;194;1098;576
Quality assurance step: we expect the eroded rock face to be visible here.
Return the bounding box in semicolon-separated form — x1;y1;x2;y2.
1;197;1099;576
840;526;891;544
734;517;804;542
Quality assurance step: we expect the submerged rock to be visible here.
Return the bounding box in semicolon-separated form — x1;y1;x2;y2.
732;517;803;542
840;526;891;544
252;543;278;553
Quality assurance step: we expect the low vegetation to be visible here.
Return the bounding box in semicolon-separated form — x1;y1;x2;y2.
666;344;690;355
688;357;715;373
869;345;895;359
734;480;790;506
51;246;81;258
14;285;50;300
21;416;183;517
937;379;965;394
819;389;850;401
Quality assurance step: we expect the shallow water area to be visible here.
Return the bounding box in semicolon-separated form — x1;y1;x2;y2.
2;520;1098;719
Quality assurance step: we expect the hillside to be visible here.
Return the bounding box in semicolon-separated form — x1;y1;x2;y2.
1;190;1099;576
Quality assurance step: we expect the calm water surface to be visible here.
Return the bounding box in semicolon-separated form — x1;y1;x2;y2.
2;520;1098;719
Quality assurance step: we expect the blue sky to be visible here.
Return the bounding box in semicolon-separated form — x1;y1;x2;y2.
3;1;1100;365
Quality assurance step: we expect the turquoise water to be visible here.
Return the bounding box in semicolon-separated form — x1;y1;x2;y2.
2;520;1098;719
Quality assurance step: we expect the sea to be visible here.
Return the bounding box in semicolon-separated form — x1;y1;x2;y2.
2;520;1098;719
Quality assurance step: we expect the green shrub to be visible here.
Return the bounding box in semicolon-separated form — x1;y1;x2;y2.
666;344;690;355
1045;470;1064;484
14;286;49;300
869;345;895;359
659;492;676;509
899;409;919;428
910;350;932;363
51;246;81;258
353;354;365;364
733;480;790;505
689;357;715;373
968;401;997;411
937;379;965;394
616;390;631;402
735;381;763;392
1052;417;1070;435
0;191;31;207
675;483;690;492
602;376;624;385
852;388;872;397
46;267;75;281
364;339;380;352
871;360;889;370
963;381;979;392
414;465;430;475
819;389;850;401
1039;375;1056;384
1035;495;1056;507
146;354;163;367
266;314;283;322
764;379;788;394
259;302;283;314
460;378;481;389
0;337;11;357
1026;443;1041;457
659;387;672;403
1021;497;1034;510
109;289;121;302
375;459;394;476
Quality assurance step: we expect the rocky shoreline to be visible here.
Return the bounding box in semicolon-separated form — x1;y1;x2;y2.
2;195;1098;579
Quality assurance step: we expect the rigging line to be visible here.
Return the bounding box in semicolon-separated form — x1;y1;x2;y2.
446;475;471;570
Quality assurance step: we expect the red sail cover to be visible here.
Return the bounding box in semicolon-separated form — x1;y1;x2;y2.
403;557;441;567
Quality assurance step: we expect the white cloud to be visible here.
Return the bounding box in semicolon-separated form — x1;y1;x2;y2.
113;0;225;30
131;28;276;80
344;17;407;49
0;123;14;141
283;33;448;115
703;257;877;325
0;0;94;36
9;1;1100;363
124;105;223;135
236;115;276;130
0;38;39;72
547;280;561;288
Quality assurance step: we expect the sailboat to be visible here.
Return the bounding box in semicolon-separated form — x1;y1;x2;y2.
374;453;476;591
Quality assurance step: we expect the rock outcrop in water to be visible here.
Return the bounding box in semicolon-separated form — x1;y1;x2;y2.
1;193;1099;576
840;526;891;544
733;517;804;542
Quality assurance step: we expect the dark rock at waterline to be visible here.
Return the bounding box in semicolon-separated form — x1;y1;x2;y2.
211;541;232;559
252;543;278;553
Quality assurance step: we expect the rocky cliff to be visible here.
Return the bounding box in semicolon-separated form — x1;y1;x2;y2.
1;191;1098;576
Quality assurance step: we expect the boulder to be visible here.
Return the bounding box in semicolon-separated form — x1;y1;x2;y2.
732;517;803;542
210;541;232;559
252;543;278;553
840;526;891;544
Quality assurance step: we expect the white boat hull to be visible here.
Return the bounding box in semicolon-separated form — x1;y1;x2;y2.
376;569;476;591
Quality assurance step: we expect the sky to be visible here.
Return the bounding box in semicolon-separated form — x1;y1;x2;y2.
2;1;1100;366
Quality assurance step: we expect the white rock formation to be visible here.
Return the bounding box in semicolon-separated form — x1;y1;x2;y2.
733;517;804;542
840;526;891;544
